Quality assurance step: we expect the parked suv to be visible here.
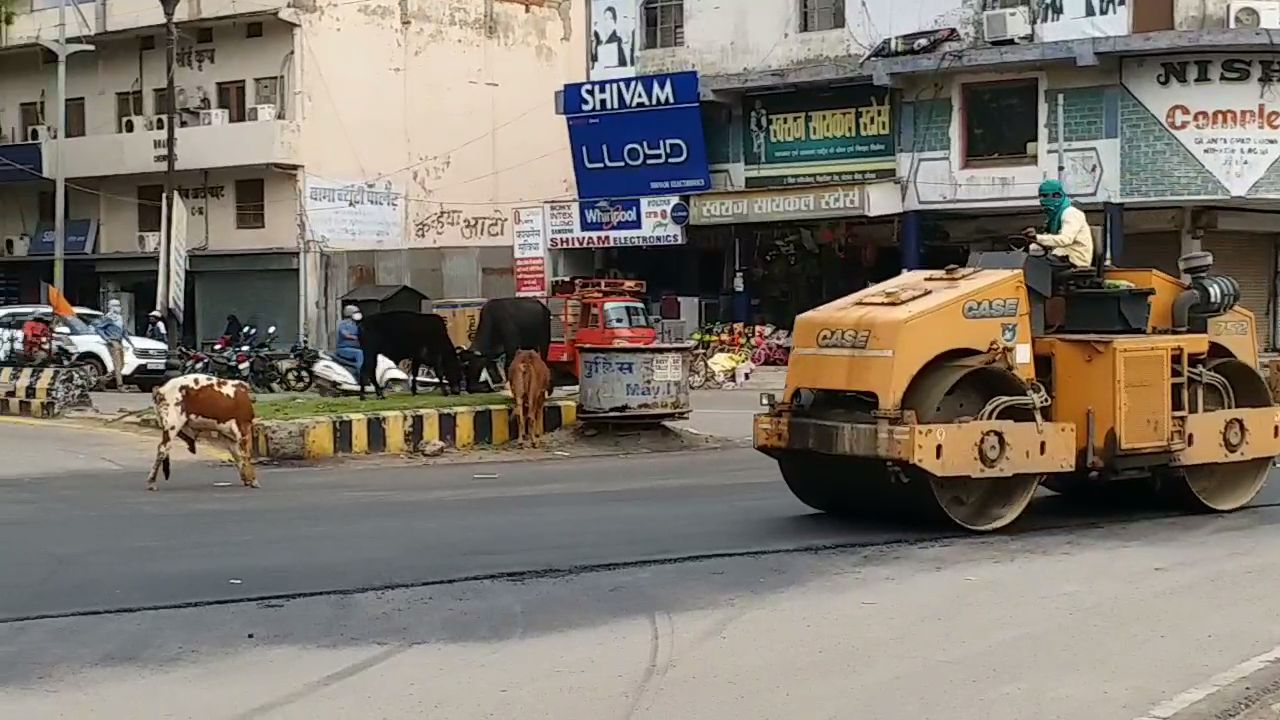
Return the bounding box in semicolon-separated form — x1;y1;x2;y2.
0;304;170;390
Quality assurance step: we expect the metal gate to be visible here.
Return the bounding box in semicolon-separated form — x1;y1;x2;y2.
1202;232;1276;350
1121;232;1180;277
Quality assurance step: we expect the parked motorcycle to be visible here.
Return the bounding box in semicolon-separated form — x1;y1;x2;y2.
246;326;282;393
280;338;320;392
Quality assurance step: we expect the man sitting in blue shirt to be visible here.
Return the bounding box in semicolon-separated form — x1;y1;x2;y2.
335;305;364;376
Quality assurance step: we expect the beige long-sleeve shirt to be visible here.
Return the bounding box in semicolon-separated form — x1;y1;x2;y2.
1034;205;1093;269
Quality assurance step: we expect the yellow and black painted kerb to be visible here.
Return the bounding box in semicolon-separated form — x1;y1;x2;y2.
251;400;578;460
0;397;55;418
0;367;62;401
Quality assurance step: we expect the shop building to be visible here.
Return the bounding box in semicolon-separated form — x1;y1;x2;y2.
554;0;962;328
0;0;581;346
868;2;1280;349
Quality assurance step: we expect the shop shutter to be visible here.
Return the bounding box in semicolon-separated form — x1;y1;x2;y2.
1121;232;1180;277
1202;233;1276;350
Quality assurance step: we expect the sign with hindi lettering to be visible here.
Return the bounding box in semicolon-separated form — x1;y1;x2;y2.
512;206;548;297
544;196;687;249
304;175;404;250
689;185;865;225
743;87;894;189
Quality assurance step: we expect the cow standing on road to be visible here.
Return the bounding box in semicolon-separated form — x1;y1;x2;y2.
147;374;258;491
357;311;464;399
464;297;552;391
509;349;551;448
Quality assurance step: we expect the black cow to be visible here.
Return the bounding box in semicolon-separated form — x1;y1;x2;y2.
358;311;463;399
463;297;551;390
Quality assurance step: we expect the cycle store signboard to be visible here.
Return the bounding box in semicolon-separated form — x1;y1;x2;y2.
689;185;865;225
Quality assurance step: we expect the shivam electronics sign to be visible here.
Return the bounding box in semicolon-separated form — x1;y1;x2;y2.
562;71;712;200
545;197;690;249
743;86;894;188
1122;55;1280;197
512;206;548;297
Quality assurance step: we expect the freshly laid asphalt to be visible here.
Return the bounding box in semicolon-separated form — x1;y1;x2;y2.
2;432;1279;622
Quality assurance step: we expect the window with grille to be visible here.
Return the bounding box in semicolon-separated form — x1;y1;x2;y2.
65;98;85;138
235;179;266;229
137;185;163;233
254;77;279;108
19;102;44;137
801;0;844;32
643;0;684;49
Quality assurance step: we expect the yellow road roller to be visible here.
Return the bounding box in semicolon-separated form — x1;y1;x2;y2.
753;239;1280;531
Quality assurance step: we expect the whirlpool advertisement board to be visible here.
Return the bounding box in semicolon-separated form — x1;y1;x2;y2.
563;71;712;200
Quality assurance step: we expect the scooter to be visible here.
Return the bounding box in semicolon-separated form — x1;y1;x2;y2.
309;346;411;397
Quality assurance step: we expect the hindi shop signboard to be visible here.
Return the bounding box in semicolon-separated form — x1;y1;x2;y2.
545;196;689;250
512;206;548;297
563;71;712;200
689;185;865;225
1122;55;1280;197
743;86;894;189
1035;0;1129;43
305;175;404;250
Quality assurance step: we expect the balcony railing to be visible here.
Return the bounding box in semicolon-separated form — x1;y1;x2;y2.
38;119;300;178
1;0;289;46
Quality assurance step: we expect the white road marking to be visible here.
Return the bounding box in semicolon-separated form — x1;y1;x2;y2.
1134;644;1280;719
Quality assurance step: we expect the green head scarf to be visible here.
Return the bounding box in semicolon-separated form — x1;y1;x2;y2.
1038;179;1071;234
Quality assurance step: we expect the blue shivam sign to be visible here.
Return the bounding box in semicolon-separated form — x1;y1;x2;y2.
562;71;712;200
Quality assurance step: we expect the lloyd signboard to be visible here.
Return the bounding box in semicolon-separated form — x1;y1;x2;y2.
743;86;895;188
1123;55;1280;197
562;71;712;200
545;196;689;249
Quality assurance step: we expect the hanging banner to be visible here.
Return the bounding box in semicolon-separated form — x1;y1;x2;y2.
169;193;189;318
305;175;404;250
743;86;895;188
1122;55;1280;197
1036;0;1129;43
512;206;548;297
545;196;689;249
589;0;637;81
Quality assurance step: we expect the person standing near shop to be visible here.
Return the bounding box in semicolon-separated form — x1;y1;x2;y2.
93;309;129;391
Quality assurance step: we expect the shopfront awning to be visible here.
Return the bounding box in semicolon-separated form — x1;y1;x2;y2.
0;142;43;184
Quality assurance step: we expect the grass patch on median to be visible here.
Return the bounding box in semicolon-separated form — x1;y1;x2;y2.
254;392;512;421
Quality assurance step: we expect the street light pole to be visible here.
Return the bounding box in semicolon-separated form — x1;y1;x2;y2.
159;0;180;347
39;0;93;292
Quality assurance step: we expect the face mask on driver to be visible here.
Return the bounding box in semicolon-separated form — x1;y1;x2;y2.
352;313;363;321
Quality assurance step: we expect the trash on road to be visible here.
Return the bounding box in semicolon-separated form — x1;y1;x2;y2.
228;578;243;584
473;473;500;479
213;482;233;487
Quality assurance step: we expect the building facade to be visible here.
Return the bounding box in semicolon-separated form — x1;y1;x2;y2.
0;0;580;345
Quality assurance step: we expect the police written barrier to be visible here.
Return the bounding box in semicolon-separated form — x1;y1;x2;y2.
562;71;712;200
576;344;693;421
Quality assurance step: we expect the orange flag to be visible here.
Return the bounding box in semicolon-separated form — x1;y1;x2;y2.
45;283;76;319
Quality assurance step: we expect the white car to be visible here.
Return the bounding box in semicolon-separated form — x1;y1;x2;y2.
0;304;171;390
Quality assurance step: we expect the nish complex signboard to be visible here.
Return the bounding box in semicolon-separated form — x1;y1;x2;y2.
1123;54;1280;197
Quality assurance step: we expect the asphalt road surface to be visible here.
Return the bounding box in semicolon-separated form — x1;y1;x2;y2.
5;419;1280;719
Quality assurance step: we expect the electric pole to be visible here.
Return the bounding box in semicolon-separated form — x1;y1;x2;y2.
159;0;180;348
38;0;93;292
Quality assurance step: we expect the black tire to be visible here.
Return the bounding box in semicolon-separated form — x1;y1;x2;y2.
78;356;107;390
281;366;313;392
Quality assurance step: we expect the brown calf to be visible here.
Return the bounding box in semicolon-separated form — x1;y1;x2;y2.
509;349;551;448
147;374;258;491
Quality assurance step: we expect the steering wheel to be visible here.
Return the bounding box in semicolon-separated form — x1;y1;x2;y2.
1005;234;1030;251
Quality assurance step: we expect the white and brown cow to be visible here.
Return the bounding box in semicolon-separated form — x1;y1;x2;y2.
147;374;258;491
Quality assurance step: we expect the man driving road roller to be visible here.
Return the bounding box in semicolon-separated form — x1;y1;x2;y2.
1022;178;1093;270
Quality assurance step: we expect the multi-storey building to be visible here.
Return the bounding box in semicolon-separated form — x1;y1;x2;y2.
548;0;1280;348
0;0;579;344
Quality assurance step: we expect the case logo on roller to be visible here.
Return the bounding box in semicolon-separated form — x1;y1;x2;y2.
963;297;1020;319
815;328;872;349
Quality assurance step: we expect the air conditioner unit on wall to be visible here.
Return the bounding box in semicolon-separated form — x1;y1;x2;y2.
136;232;161;253
982;7;1032;43
122;116;149;134
246;104;276;122
1228;1;1280;28
199;108;230;126
26;125;51;142
150;115;169;133
2;235;29;258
